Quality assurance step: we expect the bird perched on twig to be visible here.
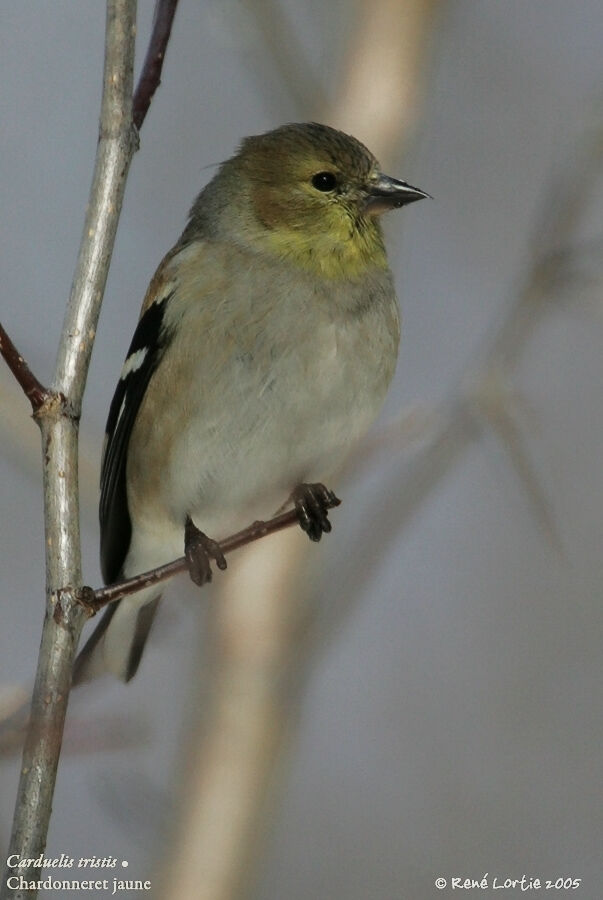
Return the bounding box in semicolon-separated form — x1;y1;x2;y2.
74;122;427;683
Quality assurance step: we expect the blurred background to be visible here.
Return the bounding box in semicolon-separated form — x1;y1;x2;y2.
1;1;602;898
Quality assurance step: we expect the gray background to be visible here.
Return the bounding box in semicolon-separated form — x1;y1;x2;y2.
1;2;602;898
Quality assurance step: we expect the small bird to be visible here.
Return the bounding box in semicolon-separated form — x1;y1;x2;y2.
74;122;427;683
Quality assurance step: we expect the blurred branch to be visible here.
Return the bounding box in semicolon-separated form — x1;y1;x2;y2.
0;377;100;516
159;531;312;900
487;116;603;370
0;687;30;758
0;692;145;759
524;115;603;263
466;369;563;553
159;4;440;899
0;379;42;475
329;0;442;161
242;0;441;138
337;109;603;609
324;113;603;628
246;0;327;115
340;402;438;481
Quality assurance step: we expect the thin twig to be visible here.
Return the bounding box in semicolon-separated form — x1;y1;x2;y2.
84;498;341;612
0;323;49;412
132;0;179;130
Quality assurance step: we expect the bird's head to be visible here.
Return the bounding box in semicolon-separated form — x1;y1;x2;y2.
189;123;428;280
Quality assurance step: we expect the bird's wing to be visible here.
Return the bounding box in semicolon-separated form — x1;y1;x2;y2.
100;278;176;584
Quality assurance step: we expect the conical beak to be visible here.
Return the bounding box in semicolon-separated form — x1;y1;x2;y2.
363;174;430;215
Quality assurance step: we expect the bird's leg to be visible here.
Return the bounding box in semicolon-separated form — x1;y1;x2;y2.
184;515;227;586
292;483;341;542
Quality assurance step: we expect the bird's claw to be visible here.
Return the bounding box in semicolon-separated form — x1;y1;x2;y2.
184;516;227;587
292;483;340;542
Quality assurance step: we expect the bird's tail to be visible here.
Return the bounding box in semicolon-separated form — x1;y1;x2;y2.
72;587;161;684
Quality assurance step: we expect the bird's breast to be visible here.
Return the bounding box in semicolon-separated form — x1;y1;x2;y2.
133;248;400;537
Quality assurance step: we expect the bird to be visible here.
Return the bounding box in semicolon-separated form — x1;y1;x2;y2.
73;122;427;683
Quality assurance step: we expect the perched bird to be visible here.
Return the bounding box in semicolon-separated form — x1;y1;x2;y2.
74;122;427;683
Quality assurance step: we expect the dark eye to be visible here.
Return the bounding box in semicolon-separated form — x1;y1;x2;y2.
311;171;337;192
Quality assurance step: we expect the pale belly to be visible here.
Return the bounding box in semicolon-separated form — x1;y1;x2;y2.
125;273;399;576
169;319;390;527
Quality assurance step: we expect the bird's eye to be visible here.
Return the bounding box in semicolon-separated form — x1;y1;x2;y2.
311;171;338;192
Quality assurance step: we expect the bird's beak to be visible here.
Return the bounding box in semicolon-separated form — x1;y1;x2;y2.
363;174;430;216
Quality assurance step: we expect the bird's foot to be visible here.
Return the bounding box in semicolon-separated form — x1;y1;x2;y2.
184;516;227;586
292;483;341;542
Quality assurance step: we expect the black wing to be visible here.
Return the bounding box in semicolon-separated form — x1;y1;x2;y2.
100;294;173;584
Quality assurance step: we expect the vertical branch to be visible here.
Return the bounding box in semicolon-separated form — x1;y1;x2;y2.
0;5;178;892
1;3;137;897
